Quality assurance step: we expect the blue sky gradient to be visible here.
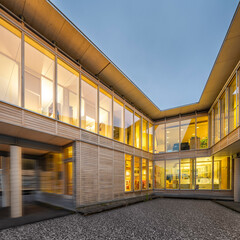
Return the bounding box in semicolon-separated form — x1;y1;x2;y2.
50;0;238;110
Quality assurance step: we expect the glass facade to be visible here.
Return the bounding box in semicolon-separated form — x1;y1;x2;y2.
180;118;195;150
229;76;237;132
220;92;228;138
57;59;79;126
134;157;141;191
214;103;220;143
125;107;133;146
81;75;97;133
155;161;165;189
180;158;195;190
166;159;179;189
196;157;212;190
166;122;179;152
113;98;124;142
196;116;208;149
149;123;153;153
149;160;153;189
142;119;148;151
154;124;165;153
134;113;141;148
99;88;112;138
125;154;132;192
142;158;147;190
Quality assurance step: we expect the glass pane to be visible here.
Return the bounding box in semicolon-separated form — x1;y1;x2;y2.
180;118;195;151
0;22;21;106
166;122;179;152
125;154;132;191
220;92;228;138
113;98;124;142
134;113;141;149
57;59;79;126
25;37;54;117
211;111;214;146
65;161;73;195
134;157;140;191
125;107;133;146
149;123;153;153
154;124;165;153
81;75;97;133
196;116;208;149
155;161;165;189
142;158;147;190
229;76;237;132
149;160;153;189
196;157;212;190
214;156;232;190
99;88;112;138
180;158;195;190
142;119;148;151
166;159;179;189
214;103;220;143
64;146;73;159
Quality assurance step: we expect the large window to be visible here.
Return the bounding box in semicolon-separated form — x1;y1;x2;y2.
220;92;228;138
134;113;141;149
125;107;133;146
180;158;195;190
25;36;54;117
214;156;232;190
196;116;208;149
196;157;212;190
149;123;153;153
142;158;147;190
125;154;132;192
99;88;112;138
81;75;97;133
0;18;21;106
180;118;195;150
57;59;79;126
155;161;165;189
154;124;165;153
149;160;153;189
166;159;179;189
142;119;148;151
113;98;124;142
214;103;220;143
166;122;179;152
229;76;237;132
134;157;141;191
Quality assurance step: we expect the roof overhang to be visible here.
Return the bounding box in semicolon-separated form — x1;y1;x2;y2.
0;0;240;120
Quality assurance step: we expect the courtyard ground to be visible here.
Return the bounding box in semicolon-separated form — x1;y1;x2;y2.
0;198;240;239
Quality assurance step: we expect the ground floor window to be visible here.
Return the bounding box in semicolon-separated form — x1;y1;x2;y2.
180;158;195;190
155;161;165;189
125;154;132;192
196;157;212;190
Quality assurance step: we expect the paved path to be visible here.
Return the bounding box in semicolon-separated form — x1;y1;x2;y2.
0;198;240;239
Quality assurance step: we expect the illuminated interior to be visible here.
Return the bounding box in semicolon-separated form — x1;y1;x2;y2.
180;118;195;150
154;124;165;153
142;158;147;190
166;159;179;189
196;116;208;149
229;76;237;132
155;161;165;189
149;160;153;189
149;123;153;153
125;107;133;146
134;113;141;149
134;157;140;191
142;119;148;151
196;157;212;190
214;103;220;143
113;98;124;142
125;154;132;191
180;158;195;190
166;122;179;152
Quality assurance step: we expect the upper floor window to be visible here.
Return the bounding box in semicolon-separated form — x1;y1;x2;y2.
113;98;124;142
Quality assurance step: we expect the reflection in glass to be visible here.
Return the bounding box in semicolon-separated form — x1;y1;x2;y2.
155;161;165;189
64;161;73;195
113;98;124;142
154;124;165;153
214;103;220;143
180;159;195;189
166;122;179;152
229;76;237;132
142;158;147;190
134;157;140;190
149;160;153;189
180;118;195;150
196;157;212;190
149;123;153;153
99;88;112;138
214;156;231;190
220;92;228;138
134;113;141;149
81;75;97;133
125;107;133;146
57;59;79;126
0;20;21;106
25;36;54;117
125;154;132;191
166;160;179;189
142;119;148;151
196;116;208;149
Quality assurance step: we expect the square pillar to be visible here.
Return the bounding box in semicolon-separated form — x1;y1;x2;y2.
10;146;22;218
1;156;10;207
234;158;240;202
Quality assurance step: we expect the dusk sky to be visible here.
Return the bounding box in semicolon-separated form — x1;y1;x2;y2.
50;0;238;110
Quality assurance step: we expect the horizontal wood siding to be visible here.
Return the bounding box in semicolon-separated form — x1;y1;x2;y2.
0;103;22;125
81;130;98;144
99;136;113;148
57;122;80;139
113;151;124;199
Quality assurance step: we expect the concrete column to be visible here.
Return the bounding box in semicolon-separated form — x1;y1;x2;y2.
1;156;10;207
10;146;22;218
234;157;240;202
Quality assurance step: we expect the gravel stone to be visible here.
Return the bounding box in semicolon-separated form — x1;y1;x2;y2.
0;198;240;240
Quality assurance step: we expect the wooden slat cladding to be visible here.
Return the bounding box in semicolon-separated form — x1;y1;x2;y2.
99;136;113;148
99;147;113;202
80;142;98;205
125;145;134;154
113;141;124;152
24;111;55;134
113;151;124;199
134;148;142;157
57;122;80;139
81;130;98;144
0;102;22;126
143;151;149;159
228;129;238;145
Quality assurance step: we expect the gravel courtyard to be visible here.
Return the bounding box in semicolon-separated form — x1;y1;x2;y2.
0;198;240;240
